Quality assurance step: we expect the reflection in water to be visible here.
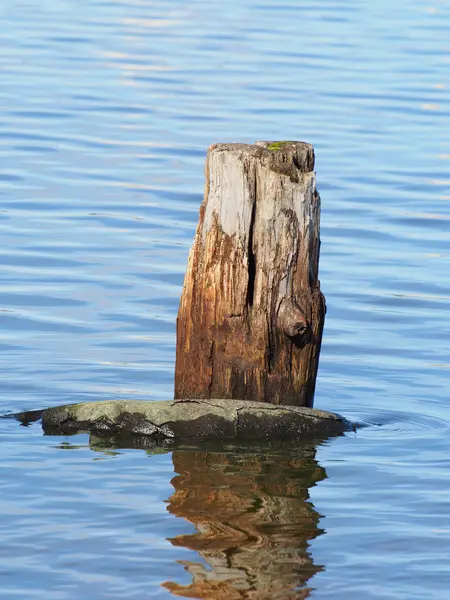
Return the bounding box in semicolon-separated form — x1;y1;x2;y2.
163;444;327;600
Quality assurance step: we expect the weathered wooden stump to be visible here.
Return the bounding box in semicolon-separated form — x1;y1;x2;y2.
176;141;325;407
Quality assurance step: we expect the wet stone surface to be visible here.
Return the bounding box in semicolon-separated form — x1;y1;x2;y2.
14;399;351;443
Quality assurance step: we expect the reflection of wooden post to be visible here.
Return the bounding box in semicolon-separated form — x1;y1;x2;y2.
163;447;325;599
175;142;325;407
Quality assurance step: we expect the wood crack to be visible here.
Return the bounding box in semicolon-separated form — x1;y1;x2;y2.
246;178;257;308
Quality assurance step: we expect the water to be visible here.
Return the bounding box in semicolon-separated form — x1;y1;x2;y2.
1;0;450;597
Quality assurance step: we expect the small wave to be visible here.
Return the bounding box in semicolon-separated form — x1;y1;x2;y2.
348;409;450;440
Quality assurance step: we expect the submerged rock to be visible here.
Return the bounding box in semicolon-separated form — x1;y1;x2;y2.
14;399;350;442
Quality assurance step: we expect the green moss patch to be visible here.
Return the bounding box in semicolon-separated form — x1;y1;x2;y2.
267;141;290;151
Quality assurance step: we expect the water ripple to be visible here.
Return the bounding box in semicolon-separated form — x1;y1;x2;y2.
1;0;450;598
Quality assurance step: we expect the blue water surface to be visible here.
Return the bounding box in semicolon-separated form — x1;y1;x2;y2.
1;0;450;598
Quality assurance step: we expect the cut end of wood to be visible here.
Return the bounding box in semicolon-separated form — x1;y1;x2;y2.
207;140;315;184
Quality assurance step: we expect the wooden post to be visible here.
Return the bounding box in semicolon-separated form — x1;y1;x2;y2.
175;141;325;407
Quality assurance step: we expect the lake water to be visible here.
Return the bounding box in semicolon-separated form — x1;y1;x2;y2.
1;0;450;597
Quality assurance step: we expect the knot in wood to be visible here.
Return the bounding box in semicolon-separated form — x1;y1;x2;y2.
278;299;309;340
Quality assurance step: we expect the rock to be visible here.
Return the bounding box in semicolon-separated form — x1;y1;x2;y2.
14;399;351;442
